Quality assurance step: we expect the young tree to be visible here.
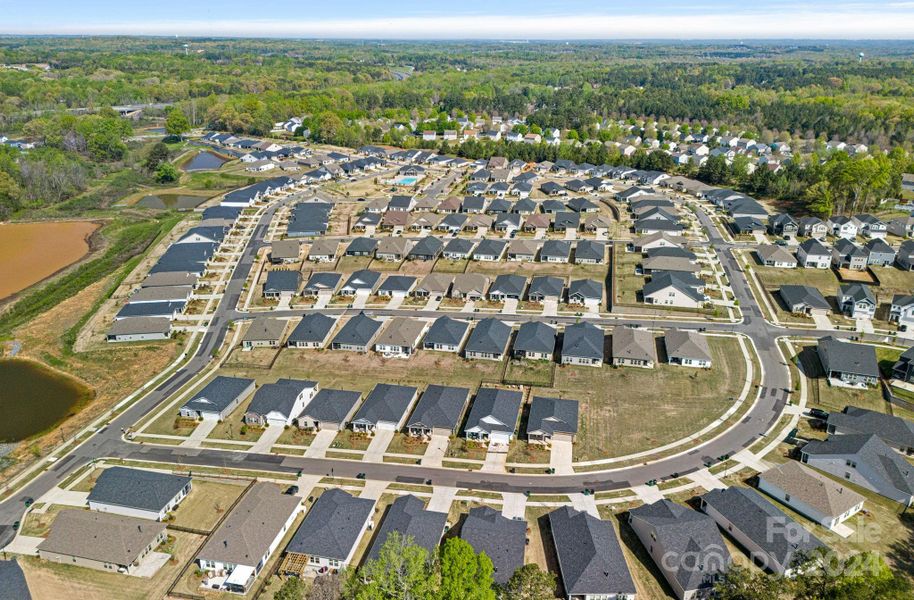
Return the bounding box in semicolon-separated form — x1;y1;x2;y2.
438;537;496;600
713;565;789;600
144;142;170;172
502;563;556;600
165;108;191;137
155;162;180;183
273;577;306;600
348;532;438;600
309;573;343;600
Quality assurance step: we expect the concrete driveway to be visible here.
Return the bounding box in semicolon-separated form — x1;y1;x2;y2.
313;291;332;309
549;440;574;475
303;429;338;458
501;492;527;519
427;486;458;514
180;419;219;448
352;289;371;309
364;429;395;463
542;298;558;317
481;444;508;473
250;424;285;453
501;299;518;315
422;435;449;467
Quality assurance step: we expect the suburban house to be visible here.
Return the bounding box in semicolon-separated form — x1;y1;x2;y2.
817;336;879;387
269;240;301;264
488;274;527;301
242;317;287;349
700;487;825;576
642;272;707;309
612;327;658;368
413;273;453;298
38;510;167;575
295;388;362;431
473;239;507;262
828;216;858;239
573;240;606;264
631;232;686;252
462;387;522;444
179;376;255;421
568;279;603;305
801;434;914;506
423;316;470;353
550;506;636;600
408;236;443;261
287;314;337;349
339;270;381;295
374;317;426;358
442;238;475;260
629;500;730;600
757;461;864;532
527;276;565;303
365;495;447;562
832;238;868;271
406;385;471;437
837;284;876;318
778;285;831;316
464;318;512;360
526;396;579;443
307;238;338;262
451;273;489;300
897;240;914;270
798;217;829;239
245;379;318;427
284;489;374;573
345;237;378;257
87;467;191;521
330;313;383;352
263;270;301;299
460;506;526;585
891;295;914;330
863;237;896;267
507;239;539;262
756;245;798;268
350;383;418;432
854;214;888;239
561;322;604;367
893;347;914;384
106;316;174;343
797;239;831;269
513;321;557;361
826;405;914;453
664;329;712;368
540;240;573;263
303;272;342;296
769;213;799;237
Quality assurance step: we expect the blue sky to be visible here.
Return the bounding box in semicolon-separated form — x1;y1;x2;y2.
4;0;914;38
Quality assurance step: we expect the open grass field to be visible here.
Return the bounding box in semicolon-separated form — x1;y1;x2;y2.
170;479;248;532
21;530;204;600
554;335;748;461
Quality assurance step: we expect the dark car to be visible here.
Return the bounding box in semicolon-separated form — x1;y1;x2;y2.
808;408;830;420
285;485;299;495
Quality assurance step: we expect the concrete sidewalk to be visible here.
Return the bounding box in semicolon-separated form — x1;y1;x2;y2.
686;468;728;492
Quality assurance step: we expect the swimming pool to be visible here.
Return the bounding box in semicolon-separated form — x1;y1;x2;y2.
393;176;419;186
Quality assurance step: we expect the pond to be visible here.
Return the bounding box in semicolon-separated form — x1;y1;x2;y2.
0;221;99;301
182;151;229;172
0;359;94;442
137;194;211;211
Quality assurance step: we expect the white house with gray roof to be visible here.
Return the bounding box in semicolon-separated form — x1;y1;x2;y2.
757;461;864;532
180;376;256;421
287;314;336;349
513;321;556;361
629;500;729;600
242;317;287;349
817;336;879;388
87;467;192;521
561;322;604;367
527;397;578;443
351;384;418;432
245;379;318;427
330;313;383;352
303;272;342;296
778;285;831;316
423;316;470;353
664;330;712;368
284;489;374;572
612;327;657;368
568;279;603;305
550;506;636;600
464;318;511;360
406;385;471;437
826;406;914;454
463;387;522;444
374;317;426;358
295;388;362;431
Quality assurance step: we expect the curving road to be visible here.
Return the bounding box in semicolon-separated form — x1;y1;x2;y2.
0;191;827;549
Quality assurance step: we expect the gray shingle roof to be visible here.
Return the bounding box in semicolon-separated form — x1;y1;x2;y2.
346;237;378;254
332;313;383;347
514;322;557;355
377;275;417;295
264;270;301;294
528;397;578;436
465;318;511;355
423;316;470;348
562;322;604;361
628;500;730;594
463;388;522;435
243;317;287;342
758;462;864;520
473;238;507;259
366;495;447;562
297;388;362;425
408;236;443;259
342;270;381;292
443;238;475;256
817;336;879;379
798;238;830;256
612;327;658;363
549;506;635;596
568;279;603;302
778;285;830;312
527;276;564;300
700;487;824;571
0;560;30;600
664;329;712;363
352;383;417;427
287;489;374;561
407;385;471;432
304;272;342;293
827;406;914;449
803;434;914;499
540;240;572;259
574;240;605;262
39;509;166;567
87;467;191;513
643;271;705;303
288;314;336;345
489;274;527;298
460;506;526;585
181;376;255;416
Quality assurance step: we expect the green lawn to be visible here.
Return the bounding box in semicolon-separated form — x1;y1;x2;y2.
206;395;265;442
385;433;429;455
275;426;316;447
795;344;894;414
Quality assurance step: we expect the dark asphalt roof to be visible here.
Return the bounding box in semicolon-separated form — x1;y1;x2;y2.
460;506;526;585
514;322;557;355
574;240;605;261
465;318;511;355
287;489;374;560
342;270;381;291
798;238;830;256
182;376;254;415
304;271;342;292
527;276;564;300
473;238;507;258
828;406;914;449
629;500;730;594
366;495;447;562
116;300;185;319
540;240;572;259
352;383;418;426
643;271;705;303
778;285;830;311
298;388;362;424
443;238;475;255
528;397;579;436
346;237;378;254
463;388;522;435
377;275;417;294
561;322;604;361
87;466;191;513
489;274;527;297
332;312;382;346
288;313;336;344
701;487;824;571
407;385;471;432
248;379;316;418
549;506;635;596
803;434;914;499
264;270;301;293
408;236;443;258
568;279;603;301
424;316;470;348
817;336;879;379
